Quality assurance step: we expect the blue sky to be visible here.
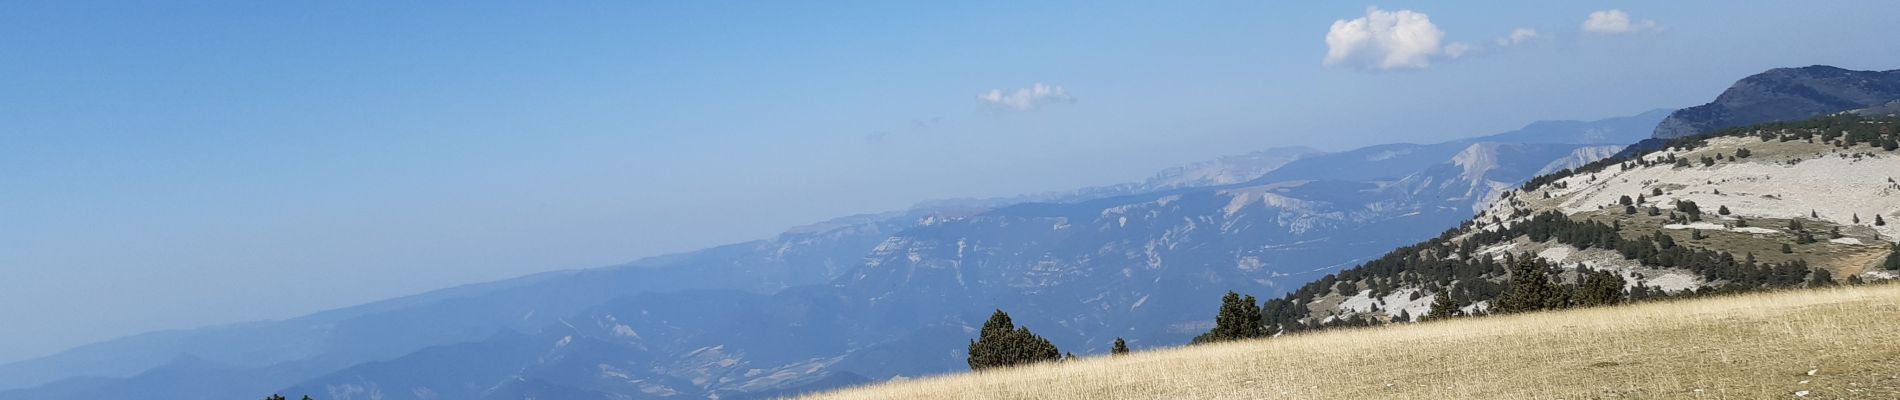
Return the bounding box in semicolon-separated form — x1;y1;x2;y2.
5;1;1900;362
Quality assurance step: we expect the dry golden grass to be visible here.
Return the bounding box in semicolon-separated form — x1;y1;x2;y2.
803;285;1900;399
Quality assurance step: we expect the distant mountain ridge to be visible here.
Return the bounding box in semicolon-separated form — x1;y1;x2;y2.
1652;65;1900;139
912;146;1321;210
273;111;1661;399
0;110;1671;400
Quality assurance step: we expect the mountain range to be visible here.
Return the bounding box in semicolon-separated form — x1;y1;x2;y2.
24;65;1900;400
0;108;1667;400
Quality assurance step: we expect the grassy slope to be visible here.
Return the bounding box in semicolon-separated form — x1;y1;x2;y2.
804;285;1900;399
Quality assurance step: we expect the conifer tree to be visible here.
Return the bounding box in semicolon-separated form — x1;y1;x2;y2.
1424;289;1459;321
1809;269;1836;287
1193;291;1264;344
1676;200;1702;218
1573;270;1627;307
967;309;1061;370
1885;243;1900;271
1719;205;1731;215
1496;257;1562;314
1111;337;1130;355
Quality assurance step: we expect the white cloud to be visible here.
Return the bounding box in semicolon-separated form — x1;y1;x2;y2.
1582;10;1658;34
1324;7;1448;70
977;83;1075;111
1496;28;1538;46
1444;42;1473;59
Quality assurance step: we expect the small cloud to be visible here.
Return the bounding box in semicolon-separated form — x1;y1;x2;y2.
864;131;892;143
1582;10;1658;34
1324;7;1449;70
1444;42;1473;59
978;83;1075;111
1496;28;1538;46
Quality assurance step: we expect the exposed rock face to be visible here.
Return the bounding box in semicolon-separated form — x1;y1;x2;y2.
1653;65;1900;139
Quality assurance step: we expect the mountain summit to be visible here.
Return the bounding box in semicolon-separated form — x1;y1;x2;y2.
1653;65;1900;139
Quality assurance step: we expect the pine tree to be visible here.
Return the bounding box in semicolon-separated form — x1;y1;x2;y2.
1676;200;1702;217
1496;257;1562;314
1573;270;1627;307
967;310;1061;370
1885;244;1900;271
266;396;286;400
1193;291;1265;344
1111;337;1130;355
1719;205;1731;215
1425;290;1459;320
1809;269;1836;287
1781;243;1794;254
1878;214;1888;226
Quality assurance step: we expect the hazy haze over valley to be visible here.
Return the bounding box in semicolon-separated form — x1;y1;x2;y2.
7;2;1900;399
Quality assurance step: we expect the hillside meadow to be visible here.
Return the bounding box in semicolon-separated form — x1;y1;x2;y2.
802;284;1900;399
